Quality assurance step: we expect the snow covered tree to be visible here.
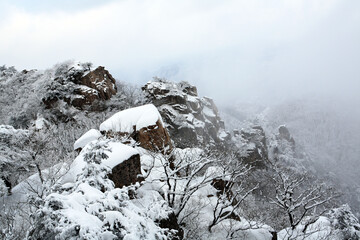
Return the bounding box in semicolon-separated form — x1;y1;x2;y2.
76;140;113;192
144;147;259;238
268;165;337;236
208;157;258;234
328;204;360;239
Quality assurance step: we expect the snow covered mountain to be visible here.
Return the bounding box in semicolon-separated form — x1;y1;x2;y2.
1;61;359;240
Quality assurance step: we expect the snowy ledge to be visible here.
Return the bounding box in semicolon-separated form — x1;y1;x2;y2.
99;104;163;134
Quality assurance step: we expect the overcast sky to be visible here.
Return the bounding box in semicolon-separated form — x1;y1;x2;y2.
1;0;359;105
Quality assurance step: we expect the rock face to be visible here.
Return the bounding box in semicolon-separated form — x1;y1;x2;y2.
142;79;230;148
43;63;117;109
277;125;295;147
108;153;143;188
100;104;172;152
134;119;172;152
233;126;268;168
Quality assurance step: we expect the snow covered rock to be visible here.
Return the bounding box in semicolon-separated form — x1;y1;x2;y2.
73;129;102;151
142;79;230;148
277;125;295;147
328;204;360;239
100;104;172;152
42;62;117;109
63;141;142;188
233;125;268;168
100;104;162;133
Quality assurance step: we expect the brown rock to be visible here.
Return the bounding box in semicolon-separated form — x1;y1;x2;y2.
108;153;144;188
103;120;173;153
76;66;117;100
134;120;172;153
71;87;99;108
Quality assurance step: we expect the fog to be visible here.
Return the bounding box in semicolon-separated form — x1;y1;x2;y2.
1;0;359;106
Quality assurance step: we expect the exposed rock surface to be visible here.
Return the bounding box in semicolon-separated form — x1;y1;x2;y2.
43;63;117;109
142;79;230;148
277;125;295;147
134;119;172;152
108;153;143;188
233;125;268;168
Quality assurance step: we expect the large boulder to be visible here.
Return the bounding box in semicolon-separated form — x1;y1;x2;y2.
100;104;172;152
109;153;143;188
135;119;172;152
142;79;230;148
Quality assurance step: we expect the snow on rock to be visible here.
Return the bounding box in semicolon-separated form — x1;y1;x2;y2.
99;104;163;133
74;129;102;150
63;141;139;184
99;104;172;152
142;79;231;148
41;61;117;109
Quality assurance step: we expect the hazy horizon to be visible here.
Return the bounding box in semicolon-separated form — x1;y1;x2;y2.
1;0;359;106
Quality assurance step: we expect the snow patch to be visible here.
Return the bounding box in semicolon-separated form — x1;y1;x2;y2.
74;129;102;150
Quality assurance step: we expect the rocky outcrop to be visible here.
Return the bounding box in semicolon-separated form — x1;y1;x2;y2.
100;104;172;152
108;153;143;188
142;79;230;148
233;126;268;168
43;63;117;109
277;125;295;147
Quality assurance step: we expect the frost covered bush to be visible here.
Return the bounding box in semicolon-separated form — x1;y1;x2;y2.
0;65;17;78
328;204;360;239
78;141;113;192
